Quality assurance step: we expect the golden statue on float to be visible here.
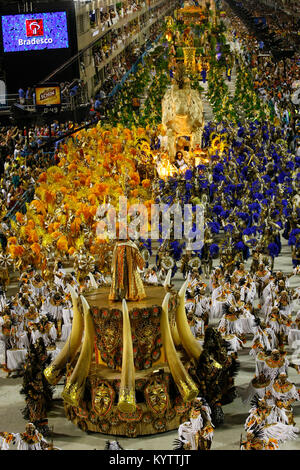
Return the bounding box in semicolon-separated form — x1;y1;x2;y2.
175;0;216;24
161;64;204;159
44;239;203;436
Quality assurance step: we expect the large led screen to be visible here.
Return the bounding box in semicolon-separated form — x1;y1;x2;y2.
1;11;69;53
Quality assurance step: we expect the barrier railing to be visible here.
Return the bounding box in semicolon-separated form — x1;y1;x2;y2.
0;94;19;109
3;185;35;223
7;88;90;115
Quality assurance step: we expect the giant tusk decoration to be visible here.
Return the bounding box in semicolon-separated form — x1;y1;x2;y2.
163;269;181;346
170;315;181;347
161;293;198;402
61;295;95;407
44;285;84;385
117;299;136;414
175;280;202;360
163;269;172;291
88;272;98;289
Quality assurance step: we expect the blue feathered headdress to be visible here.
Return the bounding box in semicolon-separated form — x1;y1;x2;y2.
262;175;271;183
213;174;225;183
235;241;246;251
208;221;221;234
271;209;280;217
140;238;152;255
185;169;193;181
237;127;244;137
252;192;264;201
199;180;209;189
213;162;224;174
158;179;165;190
209;243;219;257
212;205;224;216
224;224;234;233
248;202;261;213
243;227;256;236
286;161;294;170
170;240;184;261
268;242;280;257
166;195;174;206
278;171;288;184
288;229;300;246
220;209;230;219
236;212;250;222
241;166;249;179
224;184;236;194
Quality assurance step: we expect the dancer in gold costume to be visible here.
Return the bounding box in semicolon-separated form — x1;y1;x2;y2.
109;239;146;301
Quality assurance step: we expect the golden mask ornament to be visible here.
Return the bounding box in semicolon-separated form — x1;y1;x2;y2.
94;381;115;417
144;379;169;415
102;320;120;354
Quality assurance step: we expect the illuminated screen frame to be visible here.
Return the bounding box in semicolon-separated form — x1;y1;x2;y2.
35;84;62;108
1;11;69;53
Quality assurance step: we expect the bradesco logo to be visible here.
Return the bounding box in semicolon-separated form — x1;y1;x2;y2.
18;18;53;46
26;19;44;37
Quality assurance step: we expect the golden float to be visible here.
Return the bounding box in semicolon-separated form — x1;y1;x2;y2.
44;279;202;437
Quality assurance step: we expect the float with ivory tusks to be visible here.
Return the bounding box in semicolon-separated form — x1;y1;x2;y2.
44;273;237;436
44;285;84;385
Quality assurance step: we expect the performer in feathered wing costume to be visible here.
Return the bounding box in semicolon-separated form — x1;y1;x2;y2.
245;396;299;444
269;373;300;426
109;238;146;301
240;426;279;450
174;397;214;450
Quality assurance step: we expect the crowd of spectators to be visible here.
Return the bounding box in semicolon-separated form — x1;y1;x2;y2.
93;3;167;70
239;0;300;50
95;0;147;32
0;121;84;222
224;2;300;153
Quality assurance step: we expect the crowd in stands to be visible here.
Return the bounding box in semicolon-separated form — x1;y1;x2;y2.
96;0;147;31
224;2;300;153
92;4;168;87
240;0;300;49
0;121;88;223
